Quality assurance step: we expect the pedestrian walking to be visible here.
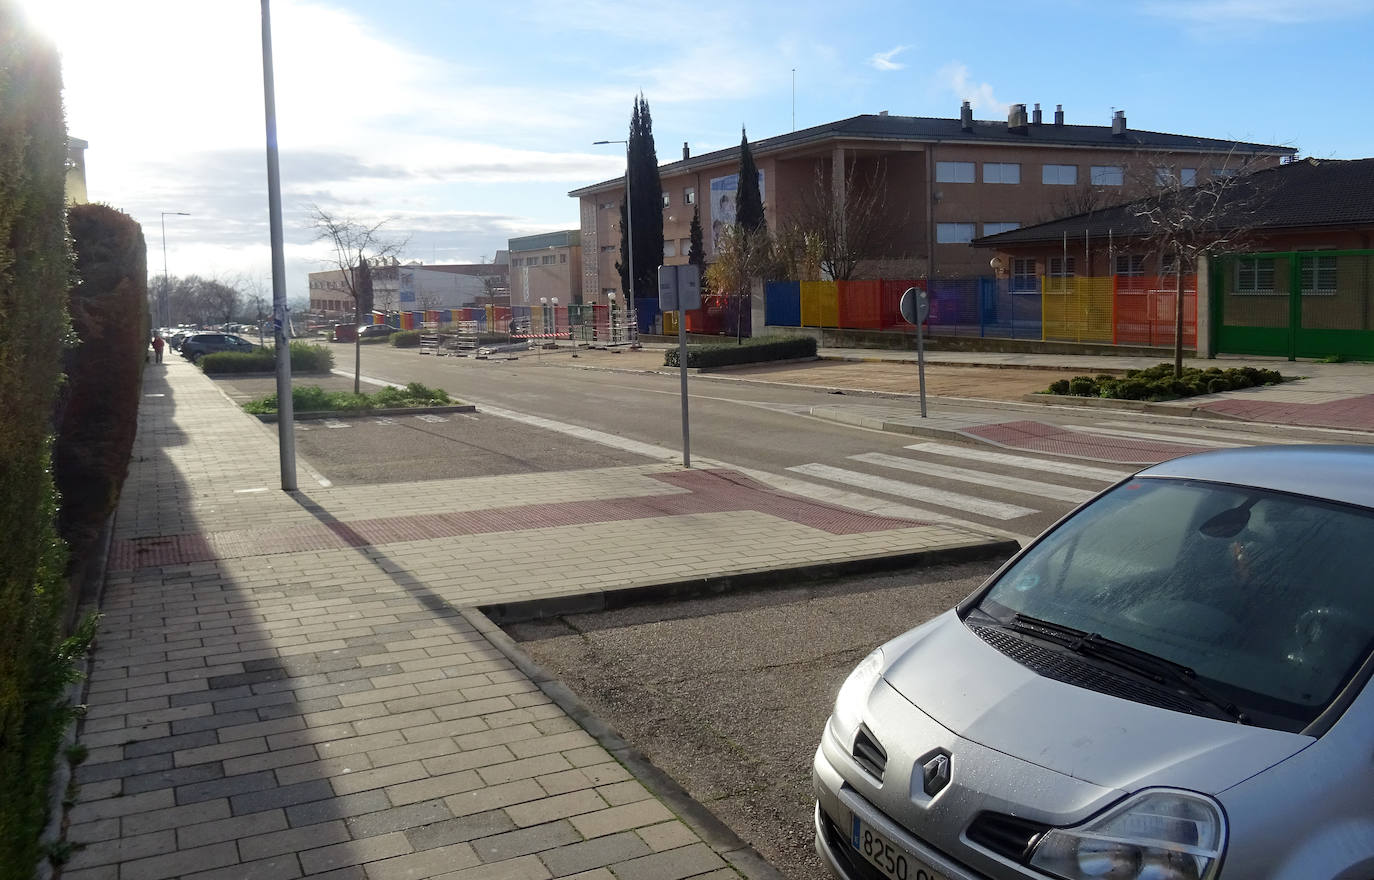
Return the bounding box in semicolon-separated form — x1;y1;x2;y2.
151;332;165;364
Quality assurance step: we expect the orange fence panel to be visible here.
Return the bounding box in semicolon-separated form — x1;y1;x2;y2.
837;281;883;329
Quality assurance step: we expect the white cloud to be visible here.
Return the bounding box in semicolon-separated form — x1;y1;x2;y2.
868;46;909;71
1143;0;1369;24
935;62;1008;116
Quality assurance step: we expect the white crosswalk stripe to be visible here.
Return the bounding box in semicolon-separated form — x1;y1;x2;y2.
1092;420;1301;445
1069;425;1234;447
903;442;1132;482
322;418;351;429
787;463;1038;520
853;452;1098;503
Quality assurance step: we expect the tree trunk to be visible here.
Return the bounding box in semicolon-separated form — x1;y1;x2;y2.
1173;245;1185;379
354;301;362;394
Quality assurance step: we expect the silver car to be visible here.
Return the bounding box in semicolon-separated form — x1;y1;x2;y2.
814;445;1374;880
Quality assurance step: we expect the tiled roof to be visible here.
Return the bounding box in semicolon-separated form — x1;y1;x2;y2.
974;158;1374;247
570;112;1294;196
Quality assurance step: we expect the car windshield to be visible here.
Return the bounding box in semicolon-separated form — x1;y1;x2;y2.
974;477;1374;733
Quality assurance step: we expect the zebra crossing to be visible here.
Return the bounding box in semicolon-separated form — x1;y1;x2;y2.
785;420;1266;542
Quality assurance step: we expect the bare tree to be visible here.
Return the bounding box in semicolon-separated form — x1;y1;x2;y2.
200;278;242;326
310;206;406;393
705;224;776;344
780;160;909;281
1132;150;1272;377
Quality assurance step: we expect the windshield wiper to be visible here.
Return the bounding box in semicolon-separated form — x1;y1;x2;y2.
1006;613;1249;724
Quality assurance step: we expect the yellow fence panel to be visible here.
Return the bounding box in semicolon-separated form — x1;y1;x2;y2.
663;311;679;335
1042;276;1113;343
800;281;839;327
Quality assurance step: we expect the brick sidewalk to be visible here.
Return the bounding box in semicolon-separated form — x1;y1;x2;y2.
64;358;995;879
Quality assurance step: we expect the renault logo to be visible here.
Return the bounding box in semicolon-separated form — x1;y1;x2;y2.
922;752;951;797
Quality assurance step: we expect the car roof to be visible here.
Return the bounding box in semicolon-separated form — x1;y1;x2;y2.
1136;445;1374;509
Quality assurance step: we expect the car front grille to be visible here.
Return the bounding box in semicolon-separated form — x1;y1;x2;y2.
852;727;887;781
966;811;1049;863
969;624;1200;715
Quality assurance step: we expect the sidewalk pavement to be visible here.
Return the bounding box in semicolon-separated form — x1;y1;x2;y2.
65;358;1008;880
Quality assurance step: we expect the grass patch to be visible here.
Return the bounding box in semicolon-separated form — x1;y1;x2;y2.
1045;363;1286;401
201;342;335;374
663;335;817;369
243;382;454;414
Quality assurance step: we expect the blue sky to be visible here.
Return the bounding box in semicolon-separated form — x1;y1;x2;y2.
18;0;1373;302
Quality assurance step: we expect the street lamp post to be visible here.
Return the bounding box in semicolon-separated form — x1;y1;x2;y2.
593;139;637;346
160;211;190;328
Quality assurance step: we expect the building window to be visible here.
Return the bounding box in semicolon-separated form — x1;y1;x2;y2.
1116;254;1145;276
1155;167;1198;187
1301;254;1338;295
542;255;554;264
1236;257;1276;294
936;161;975;183
1090;165;1124;186
600;245;616;253
936;222;976;244
664;241;677;258
982;222;1020;236
983;163;1020;184
560;254;567;263
684;187;695;205
1042;164;1078;185
662;193;670;208
1048;256;1076;277
598;201;616;210
1011;258;1037;292
680;238;692;255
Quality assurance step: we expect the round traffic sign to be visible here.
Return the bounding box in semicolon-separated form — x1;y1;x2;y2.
899;287;929;325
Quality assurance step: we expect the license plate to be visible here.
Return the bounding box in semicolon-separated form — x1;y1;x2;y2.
851;815;947;880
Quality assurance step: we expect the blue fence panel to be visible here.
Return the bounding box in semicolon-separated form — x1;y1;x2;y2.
927;279;981;336
764;281;801;326
634;298;660;334
978;279;1042;339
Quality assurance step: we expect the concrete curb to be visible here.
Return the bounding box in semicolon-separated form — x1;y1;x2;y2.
252;403;477;422
477;537;1018;625
819;355;1132;374
806;407;987;441
1017;393;1245;420
459;607;787;880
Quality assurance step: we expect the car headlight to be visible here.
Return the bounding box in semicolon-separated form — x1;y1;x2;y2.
1029;789;1225;880
832;648;884;738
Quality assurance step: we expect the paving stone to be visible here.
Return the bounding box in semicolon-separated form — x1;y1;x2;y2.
122;729;220;758
182;855;303;880
74;752;173;784
122;798;231;836
361;844;481;880
635;821;699;853
345;799;454;839
230;777;335;815
287;789;392;827
177;807;288;848
299;830;413;875
116;841;240;880
504;790;608;829
61;829;176;871
569;800;673;840
386;769;485;806
445;779;546;818
430;855;551;880
404;809;517;851
239;819;352;861
175;768;274;804
477;753;573;787
536;831;652;877
604;843;727;880
468;820;581;863
68;788;175;825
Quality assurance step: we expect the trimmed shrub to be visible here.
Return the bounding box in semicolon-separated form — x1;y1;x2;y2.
242;382;453;414
1046;363;1287;401
391;330;422;348
663;335;817;369
0;23;91;878
200;342;334;374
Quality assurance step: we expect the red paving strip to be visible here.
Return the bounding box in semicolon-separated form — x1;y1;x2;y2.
964;420;1211;464
109;469;931;571
1200;394;1374;431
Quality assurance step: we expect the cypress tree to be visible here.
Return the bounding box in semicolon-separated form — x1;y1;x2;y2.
735;128;766;234
688;205;705;269
615;94;664;301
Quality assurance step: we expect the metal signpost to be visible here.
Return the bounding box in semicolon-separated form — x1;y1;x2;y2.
659;264;701;467
899;286;930;418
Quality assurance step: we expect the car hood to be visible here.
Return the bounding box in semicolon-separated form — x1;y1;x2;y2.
880;610;1312;795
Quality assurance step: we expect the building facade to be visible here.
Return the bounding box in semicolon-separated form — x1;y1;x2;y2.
308;259;509;318
507;230;582;307
570;104;1293;304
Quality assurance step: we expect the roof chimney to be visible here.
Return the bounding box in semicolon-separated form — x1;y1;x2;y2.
682;142;690;160
1054;104;1064;125
960;100;973;132
1032;103;1043;125
1112;109;1126;136
878;110;889;116
1008;103;1028;133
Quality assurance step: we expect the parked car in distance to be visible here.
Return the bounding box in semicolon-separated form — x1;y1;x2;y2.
358;323;396;339
815;445;1374;880
178;332;257;362
332;324;358;343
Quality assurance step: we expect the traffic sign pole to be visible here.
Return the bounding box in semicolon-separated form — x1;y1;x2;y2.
899;286;930;418
660;265;701;467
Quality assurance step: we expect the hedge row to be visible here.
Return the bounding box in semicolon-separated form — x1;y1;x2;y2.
1046;363;1286;401
663;335;817;369
242;382;453;414
200;342;335;374
54;204;148;566
391;330;422;347
0;22;89;877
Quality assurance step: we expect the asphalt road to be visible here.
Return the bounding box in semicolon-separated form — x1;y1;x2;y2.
506;558;1006;880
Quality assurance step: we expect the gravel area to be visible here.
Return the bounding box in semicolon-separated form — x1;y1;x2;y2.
504;559;1006;880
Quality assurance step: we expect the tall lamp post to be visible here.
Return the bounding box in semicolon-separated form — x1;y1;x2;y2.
160;211;190;328
593;139;636;345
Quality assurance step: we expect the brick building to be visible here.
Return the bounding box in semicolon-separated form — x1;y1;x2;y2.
507;230;582;307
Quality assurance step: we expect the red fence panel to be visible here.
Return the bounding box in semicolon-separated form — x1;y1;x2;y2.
1113;276;1196;347
837;280;883;329
879;280;924;329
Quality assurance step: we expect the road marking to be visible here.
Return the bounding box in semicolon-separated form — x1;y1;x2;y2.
415;414;448;423
854;452;1097;504
1092;420;1300;445
1071;425;1233;447
787;464;1038;520
902;442;1132;482
374;417;398;426
322;418;351;429
234;487;268;494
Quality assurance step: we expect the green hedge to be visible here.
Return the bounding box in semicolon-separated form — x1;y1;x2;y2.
200;342;335;374
391;330;422;347
242;382;452;414
54;204;147;565
663;335;817;369
1046;363;1286;401
0;22;91;878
